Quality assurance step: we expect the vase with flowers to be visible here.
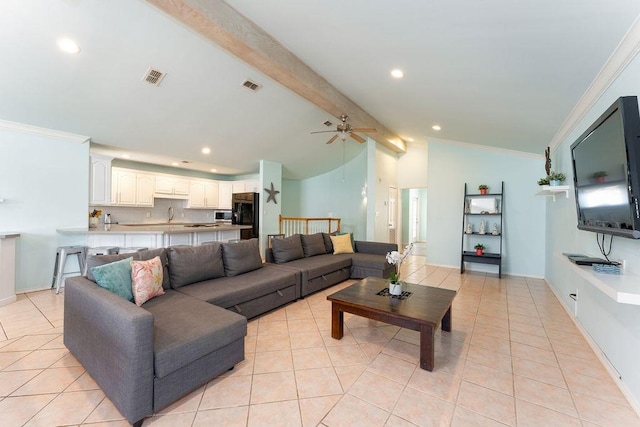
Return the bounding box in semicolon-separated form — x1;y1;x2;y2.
385;243;414;295
89;209;102;228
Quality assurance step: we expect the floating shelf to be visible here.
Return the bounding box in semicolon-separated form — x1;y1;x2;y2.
536;185;570;201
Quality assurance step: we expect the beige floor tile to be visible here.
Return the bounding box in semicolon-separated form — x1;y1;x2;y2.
348;371;404;412
463;360;513;396
141;412;196;426
321;329;357;347
250;371;298;404
0;334;58;352
257;320;288;336
326;344;370;366
288;318;319;334
12;366;84;396
381;339;419;365
550;339;597;361
258;309;287;323
84;396;127;423
255;333;290;352
192;405;249;427
565;371;629;406
393;386;455;427
350;326;392;343
324;394;390;427
466;345;512;373
4;348;68;371
508;320;546;338
253;350;294;374
0;393;57;426
221;352;254;378
199;375;252;410
0;350;30;370
573;392;640;426
407;366;461;403
508;330;552;351
248;399;301;426
510;342;557;367
451;405;509;427
457;380;515;426
156;385;204;415
511;357;566;389
470;332;511;355
513;375;577;417
295;367;343;399
515;399;581;427
292;346;333;370
367;352;416;385
290;331;325;349
359;341;385;361
333;364;368;391
24;389;104;426
299;395;340;427
0;369;42;397
50;351;82;368
555;352;610;381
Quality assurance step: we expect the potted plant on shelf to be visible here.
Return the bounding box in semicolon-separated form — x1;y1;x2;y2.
548;172;566;186
537;177;549;186
474;243;485;255
385;243;414;296
593;171;608;183
478;184;489;195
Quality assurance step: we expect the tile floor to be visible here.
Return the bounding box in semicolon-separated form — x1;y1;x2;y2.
1;254;639;426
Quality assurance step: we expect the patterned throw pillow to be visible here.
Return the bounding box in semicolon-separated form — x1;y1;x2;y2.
131;256;165;306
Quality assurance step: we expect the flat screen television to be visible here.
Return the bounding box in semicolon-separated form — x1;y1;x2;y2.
570;96;640;239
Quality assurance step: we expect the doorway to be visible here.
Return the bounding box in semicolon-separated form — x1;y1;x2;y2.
401;188;427;252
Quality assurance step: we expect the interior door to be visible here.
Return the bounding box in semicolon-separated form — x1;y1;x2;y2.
388;186;398;244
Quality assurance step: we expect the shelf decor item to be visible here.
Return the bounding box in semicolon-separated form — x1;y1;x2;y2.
89;209;102;228
385;243;414;296
474;243;485;255
537;177;550;186
478;184;489;194
548;171;566;186
593;171;608;183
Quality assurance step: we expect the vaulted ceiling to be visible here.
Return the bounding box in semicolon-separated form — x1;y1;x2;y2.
1;0;639;179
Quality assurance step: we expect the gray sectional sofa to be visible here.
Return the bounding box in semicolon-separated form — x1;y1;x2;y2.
63;234;395;426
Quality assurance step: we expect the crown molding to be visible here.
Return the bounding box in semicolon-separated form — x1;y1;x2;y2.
549;17;640;153
0;120;90;144
429;137;543;160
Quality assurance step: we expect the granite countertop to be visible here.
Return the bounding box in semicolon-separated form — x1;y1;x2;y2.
57;223;251;234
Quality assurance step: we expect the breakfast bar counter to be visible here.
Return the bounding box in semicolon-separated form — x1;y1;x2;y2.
57;224;252;248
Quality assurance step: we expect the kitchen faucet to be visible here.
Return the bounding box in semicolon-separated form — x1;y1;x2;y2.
168;206;175;223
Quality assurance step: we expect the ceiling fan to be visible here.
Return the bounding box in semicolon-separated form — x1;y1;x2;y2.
311;115;377;144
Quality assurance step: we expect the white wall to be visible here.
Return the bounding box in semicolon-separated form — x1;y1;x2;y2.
544;39;640;407
259;160;282;255
426;139;546;277
397;141;428;189
0;124;89;292
371;142;399;242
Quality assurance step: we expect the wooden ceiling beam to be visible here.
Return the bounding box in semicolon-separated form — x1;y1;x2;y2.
145;0;406;153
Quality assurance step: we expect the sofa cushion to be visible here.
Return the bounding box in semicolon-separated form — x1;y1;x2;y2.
351;252;392;270
330;234;354;254
86;252;136;282
301;233;327;257
271;234;304;263
277;253;352;279
222;238;263;276
90;257;134;302
131;256;165;306
176;264;298;309
167;244;225;288
142;291;246;379
322;232;336;253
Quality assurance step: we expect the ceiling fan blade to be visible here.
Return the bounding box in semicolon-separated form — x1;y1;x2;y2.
350;133;366;143
326;134;339;144
311;130;338;134
350;128;377;133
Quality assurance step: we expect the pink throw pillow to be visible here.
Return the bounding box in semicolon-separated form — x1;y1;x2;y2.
131;256;165;306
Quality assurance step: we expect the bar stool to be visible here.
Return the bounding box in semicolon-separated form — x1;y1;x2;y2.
82;246;120;275
52;246;88;294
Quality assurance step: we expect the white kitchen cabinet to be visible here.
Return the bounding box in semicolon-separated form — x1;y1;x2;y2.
244;179;259;193
156;175;190;198
163;233;193;247
111;168;137;205
136;173;155;207
89;155;112;206
219;182;233;209
188;180;219;209
232;181;245;194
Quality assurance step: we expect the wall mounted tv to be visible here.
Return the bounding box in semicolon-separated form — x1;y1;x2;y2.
570;96;640;239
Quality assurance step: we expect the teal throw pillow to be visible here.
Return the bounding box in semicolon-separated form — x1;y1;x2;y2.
91;257;134;302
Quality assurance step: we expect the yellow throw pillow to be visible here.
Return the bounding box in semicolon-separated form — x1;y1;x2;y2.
330;233;354;254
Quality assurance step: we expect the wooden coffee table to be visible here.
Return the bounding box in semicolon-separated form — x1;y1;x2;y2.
327;277;456;371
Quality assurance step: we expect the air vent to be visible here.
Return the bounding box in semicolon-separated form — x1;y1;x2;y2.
142;67;166;86
242;79;262;92
323;120;333;127
181;160;190;164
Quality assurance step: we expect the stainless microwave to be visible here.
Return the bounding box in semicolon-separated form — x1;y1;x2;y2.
214;210;232;221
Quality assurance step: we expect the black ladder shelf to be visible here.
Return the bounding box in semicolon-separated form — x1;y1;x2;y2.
460;181;504;278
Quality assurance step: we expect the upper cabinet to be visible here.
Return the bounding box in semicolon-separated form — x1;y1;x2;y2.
89;155;112;206
218;182;233;209
188;180;219;209
111;168;155;207
155;175;190;198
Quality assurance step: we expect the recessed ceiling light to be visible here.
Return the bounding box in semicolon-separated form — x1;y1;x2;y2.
406;137;414;142
171;162;179;167
57;38;80;54
390;69;404;79
210;168;217;172
432;125;442;131
202;147;211;154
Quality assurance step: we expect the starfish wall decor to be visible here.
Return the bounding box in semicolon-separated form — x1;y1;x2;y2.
264;182;280;204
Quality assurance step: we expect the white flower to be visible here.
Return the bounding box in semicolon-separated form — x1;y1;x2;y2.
385;243;414;282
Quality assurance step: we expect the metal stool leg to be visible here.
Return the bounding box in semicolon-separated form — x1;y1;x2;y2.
54;247;68;294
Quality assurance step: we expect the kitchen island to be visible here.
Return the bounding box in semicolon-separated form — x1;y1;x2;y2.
57;223;252;248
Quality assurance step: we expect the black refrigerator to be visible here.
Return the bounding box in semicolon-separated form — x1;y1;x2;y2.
232;192;259;239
